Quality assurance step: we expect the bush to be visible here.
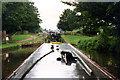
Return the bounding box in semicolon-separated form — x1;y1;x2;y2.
77;32;120;53
77;37;97;50
97;32;110;51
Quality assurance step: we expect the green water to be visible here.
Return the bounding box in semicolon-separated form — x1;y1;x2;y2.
80;49;120;79
2;44;41;79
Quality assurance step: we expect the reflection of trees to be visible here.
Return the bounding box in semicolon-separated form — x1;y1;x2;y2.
107;58;112;66
2;46;39;79
2;53;9;61
83;49;120;78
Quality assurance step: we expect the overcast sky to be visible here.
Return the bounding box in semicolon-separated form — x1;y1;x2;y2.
31;0;75;30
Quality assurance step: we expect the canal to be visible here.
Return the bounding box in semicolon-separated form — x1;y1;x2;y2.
80;49;120;79
2;43;41;79
2;43;120;79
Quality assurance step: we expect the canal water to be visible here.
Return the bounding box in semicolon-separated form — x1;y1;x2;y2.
2;43;120;79
80;49;120;79
8;43;112;79
2;44;41;79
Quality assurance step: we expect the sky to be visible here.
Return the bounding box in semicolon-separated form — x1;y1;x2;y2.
31;0;75;30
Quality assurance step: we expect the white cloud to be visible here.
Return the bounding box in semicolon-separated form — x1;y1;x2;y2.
31;0;75;30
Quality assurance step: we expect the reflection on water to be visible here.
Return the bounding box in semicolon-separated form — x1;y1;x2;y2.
2;44;41;79
2;53;9;62
80;49;120;79
25;46;80;78
2;43;120;79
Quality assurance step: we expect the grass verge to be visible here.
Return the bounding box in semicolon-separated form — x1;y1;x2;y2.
2;33;32;44
62;35;96;44
1;35;46;49
9;33;32;42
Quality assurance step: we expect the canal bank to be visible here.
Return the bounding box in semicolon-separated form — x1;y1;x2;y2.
1;34;46;49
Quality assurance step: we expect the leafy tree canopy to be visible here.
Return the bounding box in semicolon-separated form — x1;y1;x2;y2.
2;2;42;34
58;1;120;36
57;9;78;31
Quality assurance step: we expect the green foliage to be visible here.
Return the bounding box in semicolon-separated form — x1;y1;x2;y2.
97;32;109;50
63;34;120;53
2;2;42;34
77;32;110;51
59;2;120;36
77;34;120;53
77;37;97;50
57;9;78;31
59;1;120;53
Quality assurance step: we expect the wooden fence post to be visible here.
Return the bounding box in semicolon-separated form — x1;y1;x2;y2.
3;30;6;43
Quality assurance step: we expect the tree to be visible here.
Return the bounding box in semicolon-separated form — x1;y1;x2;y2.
2;2;42;34
61;1;120;36
57;9;78;31
106;2;120;37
